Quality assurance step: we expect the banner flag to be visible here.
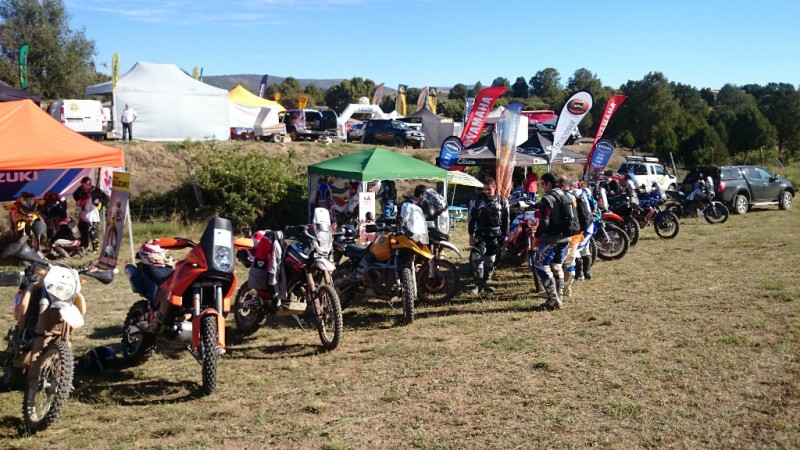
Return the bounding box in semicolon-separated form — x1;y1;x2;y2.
111;53;120;92
464;97;475;123
273;92;281;102
18;45;29;89
192;66;199;80
199;67;204;82
438;136;463;170
586;138;616;181
298;94;309;110
98;172;130;270
416;86;429;112
550;90;593;164
372;83;385;105
396;84;408;116
583;94;626;178
258;74;269;98
427;88;438;114
495;102;523;197
460;86;507;147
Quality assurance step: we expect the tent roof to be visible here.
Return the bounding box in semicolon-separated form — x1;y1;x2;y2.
85;61;227;96
448;131;588;167
228;85;285;112
0;100;124;170
309;147;446;182
0;79;41;104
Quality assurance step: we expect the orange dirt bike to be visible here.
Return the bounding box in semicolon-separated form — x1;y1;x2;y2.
121;217;245;395
332;206;432;324
0;242;113;432
4;201;47;252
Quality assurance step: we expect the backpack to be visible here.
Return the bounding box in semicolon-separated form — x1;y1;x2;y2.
547;189;580;236
575;192;593;232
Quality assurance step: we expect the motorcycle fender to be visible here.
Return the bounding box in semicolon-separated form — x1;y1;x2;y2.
392;236;433;260
437;241;462;258
314;258;335;272
51;301;85;329
191;308;226;351
602;212;624;223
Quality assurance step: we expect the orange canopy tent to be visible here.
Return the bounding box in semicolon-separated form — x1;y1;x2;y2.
0;100;124;170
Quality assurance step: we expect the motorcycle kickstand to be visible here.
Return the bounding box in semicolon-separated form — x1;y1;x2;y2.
291;315;306;331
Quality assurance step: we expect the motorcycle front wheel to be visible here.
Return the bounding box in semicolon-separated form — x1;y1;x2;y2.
23;340;73;433
200;315;219;395
595;223;629;261
312;285;343;351
417;259;460;304
704;202;729;224
399;266;416;324
233;284;266;336
654;211;681;239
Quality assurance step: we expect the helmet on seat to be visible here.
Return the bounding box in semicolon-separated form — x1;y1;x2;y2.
139;240;167;266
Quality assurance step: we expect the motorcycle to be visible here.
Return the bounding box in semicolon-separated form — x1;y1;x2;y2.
0;242;113;432
121;217;240;395
607;197;641;246
664;189;729;224
331;192;359;224
417;224;461;304
500;194;542;292
233;208;343;351
332;205;432;324
593;214;630;261
634;186;681;239
4;200;47;252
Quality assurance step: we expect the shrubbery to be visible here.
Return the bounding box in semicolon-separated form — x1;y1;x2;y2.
130;143;308;230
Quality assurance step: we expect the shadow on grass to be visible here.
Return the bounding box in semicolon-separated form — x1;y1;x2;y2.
88;324;125;340
0;415;25;438
73;372;202;406
225;342;321;360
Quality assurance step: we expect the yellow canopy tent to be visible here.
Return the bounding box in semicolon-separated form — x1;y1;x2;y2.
228;85;285;112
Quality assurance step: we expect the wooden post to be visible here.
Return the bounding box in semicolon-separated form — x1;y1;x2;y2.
669;151;678;178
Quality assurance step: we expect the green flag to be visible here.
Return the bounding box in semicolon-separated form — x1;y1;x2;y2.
19;45;29;89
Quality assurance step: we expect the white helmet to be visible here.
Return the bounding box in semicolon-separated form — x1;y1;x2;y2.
139;240;167;266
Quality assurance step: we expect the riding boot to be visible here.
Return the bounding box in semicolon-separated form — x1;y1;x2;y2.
56;246;70;259
483;268;496;293
581;255;593;280
555;273;564;298
563;271;573;297
540;282;562;310
470;268;484;295
574;257;584;281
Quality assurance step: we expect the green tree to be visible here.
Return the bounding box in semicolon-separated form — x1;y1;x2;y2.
406;87;421;107
303;83;325;106
727;105;777;155
379;94;395;113
324;77;377;112
439;98;465;121
671;82;711;120
710;84;757;125
511;76;529;98
468;81;484;97
277;76;302;95
0;0;99;98
529;68;562;108
448;83;468;101
612;72;680;148
750;83;800;158
491;76;510;96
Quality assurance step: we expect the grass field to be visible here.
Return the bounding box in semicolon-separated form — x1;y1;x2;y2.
0;201;797;449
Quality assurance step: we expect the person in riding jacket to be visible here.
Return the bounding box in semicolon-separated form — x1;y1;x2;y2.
534;173;574;310
468;176;509;294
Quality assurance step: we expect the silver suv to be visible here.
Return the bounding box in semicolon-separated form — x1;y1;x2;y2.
283;109;338;141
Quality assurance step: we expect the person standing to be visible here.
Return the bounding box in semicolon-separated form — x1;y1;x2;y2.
73;176;108;253
524;171;539;202
533;173;577;310
467;176;509;294
121;103;137;141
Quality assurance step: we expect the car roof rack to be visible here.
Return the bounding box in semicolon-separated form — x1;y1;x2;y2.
626;156;660;162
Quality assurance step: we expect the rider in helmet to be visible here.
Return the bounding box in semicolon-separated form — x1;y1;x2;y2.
7;192;45;240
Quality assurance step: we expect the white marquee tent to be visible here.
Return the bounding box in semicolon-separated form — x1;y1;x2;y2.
86;61;229;141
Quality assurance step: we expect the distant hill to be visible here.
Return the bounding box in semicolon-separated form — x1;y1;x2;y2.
203;74;451;96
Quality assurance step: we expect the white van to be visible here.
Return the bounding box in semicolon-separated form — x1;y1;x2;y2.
48;99;107;139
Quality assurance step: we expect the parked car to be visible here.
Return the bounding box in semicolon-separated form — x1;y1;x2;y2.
533;117;581;145
681;165;794;215
283;109;338;141
48;99;106;140
361;119;425;148
347;123;365;142
521;110;557;124
618;156;678;192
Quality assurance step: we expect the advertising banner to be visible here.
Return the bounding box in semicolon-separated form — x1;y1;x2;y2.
98;172;130;270
427;88;438;114
584;94;626;178
416;86;428;112
460;86;506;147
298;94;309;110
111;53;120;92
0;168;93;202
587;138;616;181
396;84;408;116
258;74;269;98
19;44;29;89
464;97;475;122
494;102;523;197
550;91;593;163
438;136;464;170
192;66;199;80
372;83;385;105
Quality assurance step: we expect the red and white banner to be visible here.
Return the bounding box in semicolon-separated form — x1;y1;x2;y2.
372;83;385;105
460;86;507;147
584;94;626;175
416;86;429;112
550;91;593;163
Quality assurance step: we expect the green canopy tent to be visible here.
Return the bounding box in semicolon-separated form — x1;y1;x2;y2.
307;147;447;219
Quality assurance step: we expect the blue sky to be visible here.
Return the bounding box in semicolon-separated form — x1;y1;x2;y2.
67;0;800;91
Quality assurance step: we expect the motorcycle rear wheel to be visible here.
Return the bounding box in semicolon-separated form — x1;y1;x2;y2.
332;261;355;309
121;300;157;366
233;284;265;336
313;285;343;351
704;202;729;224
417;259;460;304
200;315;219;395
654;212;681;239
23;340;72;433
595;223;629;261
399;266;415;324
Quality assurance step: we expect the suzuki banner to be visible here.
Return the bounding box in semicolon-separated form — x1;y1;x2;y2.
98;172;130;270
584;94;626;178
372;83;385;105
460;86;507;147
0;169;93;202
550;91;593;164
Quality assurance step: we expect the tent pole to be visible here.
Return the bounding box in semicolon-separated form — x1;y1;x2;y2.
126;202;135;264
443;180;448;201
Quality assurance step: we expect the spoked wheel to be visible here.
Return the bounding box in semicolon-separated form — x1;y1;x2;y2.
654;211;681;239
121;300;156;366
233;284;266;336
200;315;219;395
704;202;729;224
332;261;355;309
623;218;640;246
399;266;416;324
312;285;343;351
417;259;460;303
23;340;73;433
595;223;629;261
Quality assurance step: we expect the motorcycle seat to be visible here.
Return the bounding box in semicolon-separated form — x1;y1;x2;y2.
344;245;369;259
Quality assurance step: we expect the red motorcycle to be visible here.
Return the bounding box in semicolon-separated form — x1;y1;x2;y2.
501;193;542;292
121;217;246;395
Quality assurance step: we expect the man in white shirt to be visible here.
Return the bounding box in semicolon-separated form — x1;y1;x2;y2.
121;103;137;141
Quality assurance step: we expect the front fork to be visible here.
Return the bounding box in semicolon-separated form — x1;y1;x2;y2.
190;286;226;353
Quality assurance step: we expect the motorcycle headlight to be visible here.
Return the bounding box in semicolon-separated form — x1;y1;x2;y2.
214;246;233;272
44;266;80;302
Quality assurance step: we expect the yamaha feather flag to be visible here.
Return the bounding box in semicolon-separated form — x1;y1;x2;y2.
372;83;385;105
416;86;428;112
495;102;523;197
587;138;616;181
583;94;626;178
460;86;507;147
396;84;408;116
550;91;593;164
18;45;29;89
258;74;269;98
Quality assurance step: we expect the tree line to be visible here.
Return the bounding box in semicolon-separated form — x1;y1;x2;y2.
2;0;798;166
